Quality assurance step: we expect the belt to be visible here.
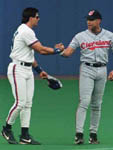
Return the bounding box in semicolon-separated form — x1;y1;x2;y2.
20;62;32;67
85;62;106;67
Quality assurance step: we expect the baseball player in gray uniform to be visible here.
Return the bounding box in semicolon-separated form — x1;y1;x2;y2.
61;10;113;144
1;7;64;145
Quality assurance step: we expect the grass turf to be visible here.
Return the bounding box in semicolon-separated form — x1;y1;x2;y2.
0;78;113;150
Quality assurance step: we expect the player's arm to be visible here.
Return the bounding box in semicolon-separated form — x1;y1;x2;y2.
31;41;64;55
32;59;48;79
32;59;40;68
60;46;75;57
60;34;79;57
23;30;64;54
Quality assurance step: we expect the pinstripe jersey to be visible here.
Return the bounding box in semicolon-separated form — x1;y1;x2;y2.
69;29;113;63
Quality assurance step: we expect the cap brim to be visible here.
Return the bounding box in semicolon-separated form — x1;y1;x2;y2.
86;16;102;20
87;16;96;20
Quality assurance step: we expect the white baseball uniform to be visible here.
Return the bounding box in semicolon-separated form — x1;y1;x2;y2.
7;24;38;128
69;29;113;133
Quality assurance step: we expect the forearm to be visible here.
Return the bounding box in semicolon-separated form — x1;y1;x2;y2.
32;60;43;74
37;46;54;55
32;42;61;55
60;47;75;57
32;59;38;67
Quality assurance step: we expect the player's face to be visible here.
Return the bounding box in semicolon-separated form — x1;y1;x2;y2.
33;16;40;26
87;19;101;32
31;14;40;27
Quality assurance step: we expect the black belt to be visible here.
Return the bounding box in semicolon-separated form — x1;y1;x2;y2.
85;62;106;67
20;62;32;67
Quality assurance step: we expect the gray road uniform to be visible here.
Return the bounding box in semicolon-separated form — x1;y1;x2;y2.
69;29;113;133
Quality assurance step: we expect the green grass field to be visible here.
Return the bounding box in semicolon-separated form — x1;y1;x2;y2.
0;78;113;150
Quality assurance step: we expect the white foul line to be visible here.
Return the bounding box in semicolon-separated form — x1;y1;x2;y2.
71;148;113;150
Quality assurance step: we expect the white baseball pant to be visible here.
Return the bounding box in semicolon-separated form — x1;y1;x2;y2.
6;62;34;128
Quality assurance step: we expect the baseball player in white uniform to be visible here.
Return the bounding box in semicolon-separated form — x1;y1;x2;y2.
61;10;113;144
1;7;64;145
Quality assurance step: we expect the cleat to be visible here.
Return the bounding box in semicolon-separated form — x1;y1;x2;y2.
19;134;41;145
1;126;18;144
89;133;100;144
75;133;84;144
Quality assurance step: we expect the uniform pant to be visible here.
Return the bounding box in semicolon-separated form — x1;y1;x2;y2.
76;63;107;133
6;62;34;128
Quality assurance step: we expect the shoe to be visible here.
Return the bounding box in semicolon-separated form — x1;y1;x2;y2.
19;134;41;145
89;133;100;144
75;133;84;144
1;126;18;144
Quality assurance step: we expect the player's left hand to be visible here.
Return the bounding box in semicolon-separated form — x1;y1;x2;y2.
39;71;48;79
108;71;113;81
55;43;64;51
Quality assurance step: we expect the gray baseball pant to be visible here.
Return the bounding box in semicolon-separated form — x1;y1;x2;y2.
76;63;107;133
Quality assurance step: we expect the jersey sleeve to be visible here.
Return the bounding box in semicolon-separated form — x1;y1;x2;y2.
68;35;80;50
22;30;39;46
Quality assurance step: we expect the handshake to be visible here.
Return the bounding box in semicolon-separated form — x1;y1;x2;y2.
54;43;65;54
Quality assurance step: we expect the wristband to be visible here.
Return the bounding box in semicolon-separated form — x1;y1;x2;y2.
53;48;61;54
60;50;64;56
34;66;43;74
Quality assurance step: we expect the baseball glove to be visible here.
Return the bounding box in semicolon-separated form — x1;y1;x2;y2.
46;75;63;90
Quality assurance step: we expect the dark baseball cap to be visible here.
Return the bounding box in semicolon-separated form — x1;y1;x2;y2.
86;10;102;20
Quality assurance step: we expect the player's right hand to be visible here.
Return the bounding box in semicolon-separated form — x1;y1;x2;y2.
55;43;64;51
108;71;113;81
